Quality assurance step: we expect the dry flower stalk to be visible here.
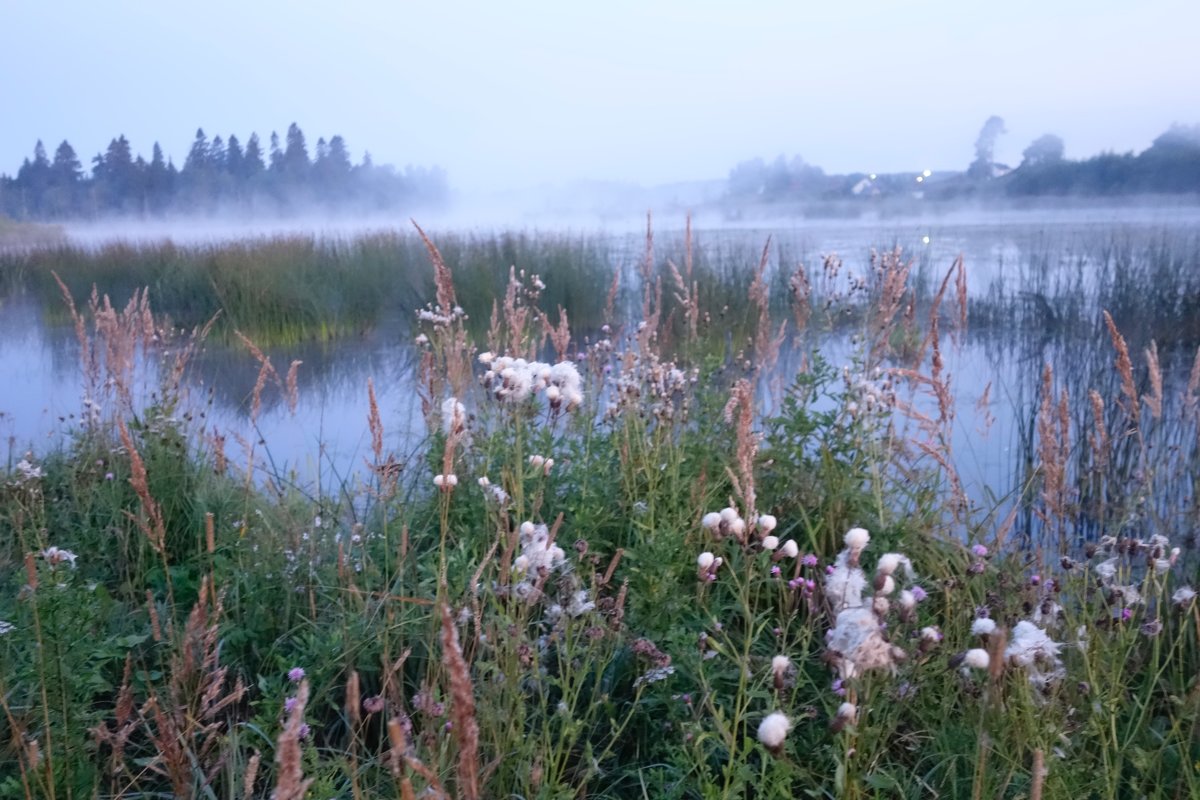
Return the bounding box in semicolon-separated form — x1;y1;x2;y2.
440;602;480;800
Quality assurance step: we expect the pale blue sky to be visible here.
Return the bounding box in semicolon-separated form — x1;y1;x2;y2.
2;0;1197;192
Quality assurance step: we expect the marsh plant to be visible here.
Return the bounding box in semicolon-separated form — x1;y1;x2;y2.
0;218;1196;799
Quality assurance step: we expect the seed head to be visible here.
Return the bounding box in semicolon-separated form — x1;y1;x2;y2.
756;712;791;750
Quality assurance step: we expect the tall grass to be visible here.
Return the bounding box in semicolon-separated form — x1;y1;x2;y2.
0;218;1197;798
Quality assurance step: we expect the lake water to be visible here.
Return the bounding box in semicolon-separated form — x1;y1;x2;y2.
3;206;1199;518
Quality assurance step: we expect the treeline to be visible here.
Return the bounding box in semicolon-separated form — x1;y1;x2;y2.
722;123;1200;204
1001;125;1200;196
0;123;448;220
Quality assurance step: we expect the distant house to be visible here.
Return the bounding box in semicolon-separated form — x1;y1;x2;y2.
850;177;880;196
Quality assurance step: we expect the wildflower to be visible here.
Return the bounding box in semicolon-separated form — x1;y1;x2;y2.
729;517;747;539
433;473;458;490
962;648;990;670
284;695;299;713
762;535;779;551
970;618;997;637
701;512;721;531
567;590;595;617
770;565;781;578
1030;574;1041;586
363;695;385;714
875;574;896;596
910;585;928;602
897;589;916;613
1094;558;1119;582
832;701;858;732
801;553;819;568
414;333;429;345
971;544;988;557
15;458;43;481
920;626;943;643
825;551;867;611
1140;619;1162;637
288;667;306;683
1005;621;1064;688
441;397;466;435
875;552;911;577
776;540;799;559
758;514;777;534
298;723;311;739
1120;607;1133;622
104;472;114;481
844;527;870;552
827;606;895;678
41;547;78;568
1172;586;1196;606
831;677;846;696
757;712;791;751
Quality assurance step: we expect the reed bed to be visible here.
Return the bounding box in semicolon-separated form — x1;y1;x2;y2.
0;217;1197;799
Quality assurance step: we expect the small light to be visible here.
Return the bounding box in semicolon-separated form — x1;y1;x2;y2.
922;235;931;245
923;169;932;177
916;175;924;183
869;173;876;180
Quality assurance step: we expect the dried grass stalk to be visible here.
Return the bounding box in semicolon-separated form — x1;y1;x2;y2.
440;602;480;800
271;679;312;800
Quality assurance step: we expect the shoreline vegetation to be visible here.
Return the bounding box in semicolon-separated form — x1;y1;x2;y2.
0;217;1197;797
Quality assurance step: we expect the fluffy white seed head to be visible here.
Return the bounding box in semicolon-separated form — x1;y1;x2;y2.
719;507;738;523
697;552;715;570
758;514;778;534
762;536;780;551
836;702;857;723
877;575;896;596
701;512;722;530
771;655;790;677
433;474;445;487
963;648;990;670
845;527;870;551
779;540;799;559
756;712;791;749
729;517;746;538
445;474;458;487
971;618;997;637
898;589;916;611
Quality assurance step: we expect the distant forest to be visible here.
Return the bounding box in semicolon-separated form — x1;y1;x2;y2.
723;123;1200;204
0;123;448;220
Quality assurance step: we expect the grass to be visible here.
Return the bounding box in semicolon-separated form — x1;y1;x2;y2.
0;219;1197;798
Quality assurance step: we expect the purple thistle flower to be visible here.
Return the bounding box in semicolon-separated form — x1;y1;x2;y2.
770;565;781;578
287;667;306;683
910;585;928;602
832;678;846;697
1121;607;1133;622
284;696;298;714
787;577;803;591
971;544;989;557
298;723;311;739
801;554;819;568
1030;574;1041;586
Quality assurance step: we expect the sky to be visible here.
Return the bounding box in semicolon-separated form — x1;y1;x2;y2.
2;0;1198;194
